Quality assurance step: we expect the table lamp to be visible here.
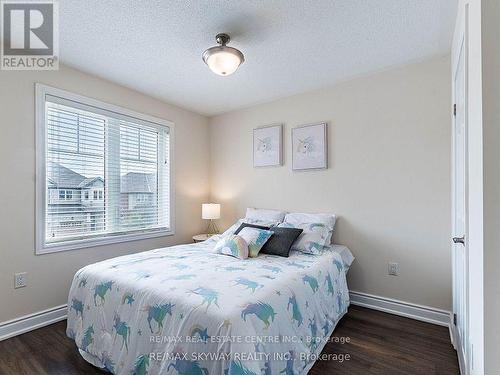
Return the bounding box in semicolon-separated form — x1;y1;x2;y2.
202;203;220;235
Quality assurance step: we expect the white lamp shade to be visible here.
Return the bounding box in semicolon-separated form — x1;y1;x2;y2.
202;203;220;220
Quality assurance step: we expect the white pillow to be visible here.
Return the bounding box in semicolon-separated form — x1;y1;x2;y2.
221;219;244;237
284;212;336;244
245;207;286;223
283;212;336;231
278;222;330;255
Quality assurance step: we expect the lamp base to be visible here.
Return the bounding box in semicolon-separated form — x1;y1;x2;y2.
206;220;219;235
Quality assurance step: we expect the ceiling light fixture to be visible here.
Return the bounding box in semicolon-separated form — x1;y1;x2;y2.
202;33;245;76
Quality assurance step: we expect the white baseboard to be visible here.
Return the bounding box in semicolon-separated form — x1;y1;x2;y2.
450;323;466;375
0;304;67;341
350;291;452;327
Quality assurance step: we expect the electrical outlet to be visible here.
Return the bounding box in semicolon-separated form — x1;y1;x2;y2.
14;272;27;288
388;262;399;276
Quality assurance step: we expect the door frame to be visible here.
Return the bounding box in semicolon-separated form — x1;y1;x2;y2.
451;4;469;374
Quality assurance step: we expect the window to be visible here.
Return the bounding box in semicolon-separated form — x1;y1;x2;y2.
58;189;73;200
36;84;174;254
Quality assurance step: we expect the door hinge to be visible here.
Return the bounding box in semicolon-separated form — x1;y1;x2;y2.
453;104;456;116
453;313;457;325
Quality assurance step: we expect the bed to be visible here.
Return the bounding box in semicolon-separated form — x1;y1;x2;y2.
66;235;353;375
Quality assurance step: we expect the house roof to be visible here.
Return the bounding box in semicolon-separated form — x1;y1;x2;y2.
48;162;103;189
121;172;157;193
79;177;103;188
48;162;155;193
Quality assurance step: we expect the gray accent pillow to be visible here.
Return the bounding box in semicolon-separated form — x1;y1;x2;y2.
260;227;303;257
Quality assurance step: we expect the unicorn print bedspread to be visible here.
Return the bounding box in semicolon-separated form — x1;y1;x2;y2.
66;236;350;375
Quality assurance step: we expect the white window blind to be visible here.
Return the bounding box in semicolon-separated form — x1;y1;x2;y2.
37;86;173;253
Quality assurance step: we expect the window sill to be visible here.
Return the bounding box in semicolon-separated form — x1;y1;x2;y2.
36;228;175;255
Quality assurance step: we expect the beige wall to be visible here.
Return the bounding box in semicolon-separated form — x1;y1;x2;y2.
482;0;500;372
0;56;454;323
209;56;452;310
0;65;210;322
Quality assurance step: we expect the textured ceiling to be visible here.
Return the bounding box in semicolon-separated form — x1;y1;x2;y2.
59;0;457;116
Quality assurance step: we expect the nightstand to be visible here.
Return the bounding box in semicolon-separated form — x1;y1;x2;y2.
192;234;215;243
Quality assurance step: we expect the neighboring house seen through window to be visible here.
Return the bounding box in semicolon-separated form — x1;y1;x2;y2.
36;85;173;253
58;189;73;200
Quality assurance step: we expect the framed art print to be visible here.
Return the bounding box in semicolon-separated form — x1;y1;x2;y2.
253;124;283;167
292;122;327;170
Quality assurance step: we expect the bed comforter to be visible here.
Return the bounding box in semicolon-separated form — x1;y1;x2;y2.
66;236;350;375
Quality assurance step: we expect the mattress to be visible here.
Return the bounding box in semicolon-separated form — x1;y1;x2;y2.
66;236;351;374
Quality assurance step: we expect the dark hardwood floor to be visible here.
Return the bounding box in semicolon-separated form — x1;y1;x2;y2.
0;305;459;375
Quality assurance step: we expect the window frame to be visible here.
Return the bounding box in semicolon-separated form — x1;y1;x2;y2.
35;83;175;255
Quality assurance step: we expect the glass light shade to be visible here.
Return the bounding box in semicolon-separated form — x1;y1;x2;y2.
202;203;220;220
202;46;244;76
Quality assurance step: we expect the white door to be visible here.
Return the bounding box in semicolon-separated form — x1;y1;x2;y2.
452;33;469;373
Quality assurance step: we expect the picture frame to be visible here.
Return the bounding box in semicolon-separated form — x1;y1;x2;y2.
291;122;328;170
253;123;283;167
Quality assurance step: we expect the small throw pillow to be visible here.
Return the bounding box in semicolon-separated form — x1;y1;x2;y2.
278;222;330;255
213;234;249;259
260;227;303;257
237;227;273;257
234;222;270;234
